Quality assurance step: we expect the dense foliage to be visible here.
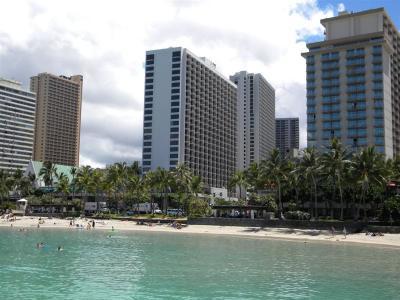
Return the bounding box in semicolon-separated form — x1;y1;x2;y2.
229;139;400;221
1;138;400;221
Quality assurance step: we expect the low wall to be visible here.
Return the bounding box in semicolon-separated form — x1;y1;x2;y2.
25;212;80;218
367;225;400;233
188;217;366;232
93;216;187;224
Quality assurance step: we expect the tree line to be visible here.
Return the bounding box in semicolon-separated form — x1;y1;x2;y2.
1;137;400;221
229;138;400;221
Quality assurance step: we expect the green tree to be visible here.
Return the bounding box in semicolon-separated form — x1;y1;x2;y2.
77;165;93;202
260;149;287;214
56;173;70;200
321;138;350;220
228;170;248;200
351;147;388;220
39;161;58;188
300;148;320;218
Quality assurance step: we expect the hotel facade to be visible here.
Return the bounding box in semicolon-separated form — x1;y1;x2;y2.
276;117;300;157
0;78;36;172
303;8;399;158
30;73;83;166
230;71;275;170
141;47;237;189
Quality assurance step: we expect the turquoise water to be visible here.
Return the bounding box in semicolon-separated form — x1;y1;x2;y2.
1;228;400;300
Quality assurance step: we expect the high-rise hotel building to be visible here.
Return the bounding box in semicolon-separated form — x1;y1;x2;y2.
276;118;300;157
141;47;237;189
0;78;36;172
30;73;83;166
230;71;275;170
302;8;399;158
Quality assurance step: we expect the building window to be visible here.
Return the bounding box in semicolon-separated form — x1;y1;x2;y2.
145;103;153;109
143;141;152;147
143;135;152;140
171;101;180;107
171;108;179;113
145;66;154;72
170;154;178;158
143;154;151;159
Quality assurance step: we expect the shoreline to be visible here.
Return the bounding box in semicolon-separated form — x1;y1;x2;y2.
1;216;400;249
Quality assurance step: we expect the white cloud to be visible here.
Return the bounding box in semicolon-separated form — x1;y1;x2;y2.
0;0;335;167
338;3;346;12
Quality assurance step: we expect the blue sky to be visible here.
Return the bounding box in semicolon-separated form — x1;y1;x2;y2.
318;0;400;27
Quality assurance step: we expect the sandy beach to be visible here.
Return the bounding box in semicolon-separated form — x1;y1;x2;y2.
1;216;400;248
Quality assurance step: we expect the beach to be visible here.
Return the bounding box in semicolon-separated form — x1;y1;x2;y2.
1;216;400;248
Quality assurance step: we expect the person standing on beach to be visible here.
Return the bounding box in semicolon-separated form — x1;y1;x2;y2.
331;226;335;237
92;220;95;228
343;227;347;239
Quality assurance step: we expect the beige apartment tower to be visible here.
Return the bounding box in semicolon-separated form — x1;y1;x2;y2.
30;73;83;166
303;8;399;158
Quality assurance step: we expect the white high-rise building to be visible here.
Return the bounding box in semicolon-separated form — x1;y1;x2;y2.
230;71;275;170
0;78;36;172
141;47;237;190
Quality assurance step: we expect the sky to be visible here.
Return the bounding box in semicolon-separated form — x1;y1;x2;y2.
0;0;398;168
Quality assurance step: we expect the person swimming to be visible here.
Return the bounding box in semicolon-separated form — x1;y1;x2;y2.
57;246;63;251
36;242;44;249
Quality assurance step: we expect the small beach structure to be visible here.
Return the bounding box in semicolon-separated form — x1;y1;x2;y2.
12;199;28;216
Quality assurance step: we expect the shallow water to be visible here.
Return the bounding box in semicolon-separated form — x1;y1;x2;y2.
1;227;399;299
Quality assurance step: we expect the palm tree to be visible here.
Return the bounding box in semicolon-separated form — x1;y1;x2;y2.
56;173;70;200
151;167;173;213
244;162;262;192
172;164;193;212
300;147;320;218
321;138;350;220
0;170;12;204
190;176;204;197
260;149;287;214
127;161;141;176
11;169;24;199
287;160;302;205
70;167;77;199
39;161;57;188
351;147;388;220
77;166;93;202
228;170;248;200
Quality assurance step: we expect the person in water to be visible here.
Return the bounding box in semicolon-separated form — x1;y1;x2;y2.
57;246;63;251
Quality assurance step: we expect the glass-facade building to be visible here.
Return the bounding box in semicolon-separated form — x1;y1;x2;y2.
0;78;36;172
303;8;399;158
